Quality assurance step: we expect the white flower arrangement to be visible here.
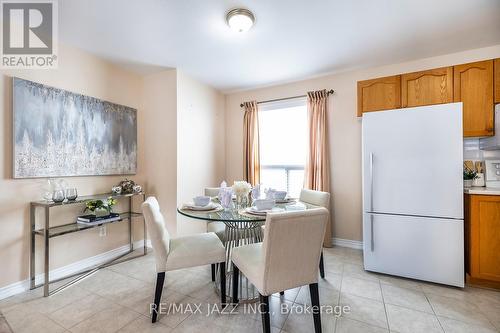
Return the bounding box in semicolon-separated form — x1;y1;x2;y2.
232;181;252;197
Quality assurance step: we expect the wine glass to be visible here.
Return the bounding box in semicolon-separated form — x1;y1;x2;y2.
251;184;261;202
220;188;233;210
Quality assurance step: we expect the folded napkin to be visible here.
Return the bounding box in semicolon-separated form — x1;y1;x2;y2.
251;184;261;200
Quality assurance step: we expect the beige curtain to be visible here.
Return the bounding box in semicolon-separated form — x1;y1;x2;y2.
243;101;260;185
304;89;332;247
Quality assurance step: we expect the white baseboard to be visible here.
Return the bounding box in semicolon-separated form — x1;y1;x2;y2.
0;239;152;301
332;237;363;250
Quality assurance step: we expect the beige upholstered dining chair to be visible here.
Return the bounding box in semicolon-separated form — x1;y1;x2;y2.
204;187;225;281
142;197;226;323
232;208;329;333
299;189;331;278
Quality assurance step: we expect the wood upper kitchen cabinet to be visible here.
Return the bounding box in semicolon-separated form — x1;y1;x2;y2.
357;75;401;117
465;194;500;288
454;60;494;137
401;67;453;107
495;58;500;104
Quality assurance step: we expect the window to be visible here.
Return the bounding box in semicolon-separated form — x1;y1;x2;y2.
259;98;307;198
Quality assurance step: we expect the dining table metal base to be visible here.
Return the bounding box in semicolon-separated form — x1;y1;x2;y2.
214;219;264;303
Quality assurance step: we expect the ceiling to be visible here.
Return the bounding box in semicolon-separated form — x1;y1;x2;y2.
59;0;500;92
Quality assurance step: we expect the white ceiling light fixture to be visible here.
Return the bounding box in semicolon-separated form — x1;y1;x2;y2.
226;8;255;33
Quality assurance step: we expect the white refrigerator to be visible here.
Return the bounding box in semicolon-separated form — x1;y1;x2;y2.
362;103;464;287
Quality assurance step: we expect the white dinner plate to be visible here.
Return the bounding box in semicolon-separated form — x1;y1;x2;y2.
274;198;297;204
245;206;284;216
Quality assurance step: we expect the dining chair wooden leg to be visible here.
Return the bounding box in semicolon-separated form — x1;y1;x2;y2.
309;283;322;333
319;251;325;278
152;272;165;323
232;265;239;304
211;263;216;282
259;294;271;333
219;262;226;307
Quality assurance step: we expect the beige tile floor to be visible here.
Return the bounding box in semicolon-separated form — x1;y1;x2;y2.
1;246;499;333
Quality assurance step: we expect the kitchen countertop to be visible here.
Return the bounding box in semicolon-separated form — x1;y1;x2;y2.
464;187;500;195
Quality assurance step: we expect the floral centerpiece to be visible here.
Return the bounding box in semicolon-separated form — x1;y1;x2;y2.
232;181;252;208
84;197;117;217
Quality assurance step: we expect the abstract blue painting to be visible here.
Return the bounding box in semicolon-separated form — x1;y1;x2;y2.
13;77;137;178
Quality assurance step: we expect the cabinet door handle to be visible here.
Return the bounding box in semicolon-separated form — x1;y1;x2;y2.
369;153;374;212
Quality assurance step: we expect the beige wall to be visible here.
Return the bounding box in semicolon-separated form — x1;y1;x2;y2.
224;44;500;242
176;71;225;235
0;56;225;290
141;69;226;237
0;57;225;288
0;44;146;289
141;70;178;235
0;59;224;291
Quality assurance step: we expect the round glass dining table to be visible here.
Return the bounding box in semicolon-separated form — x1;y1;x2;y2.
177;201;309;303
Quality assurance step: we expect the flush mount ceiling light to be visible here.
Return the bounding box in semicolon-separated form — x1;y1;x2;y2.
226;8;255;33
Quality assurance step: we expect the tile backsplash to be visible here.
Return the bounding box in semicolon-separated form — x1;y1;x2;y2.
464;138;500;161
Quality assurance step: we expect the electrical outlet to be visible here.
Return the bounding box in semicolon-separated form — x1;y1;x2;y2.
99;226;107;237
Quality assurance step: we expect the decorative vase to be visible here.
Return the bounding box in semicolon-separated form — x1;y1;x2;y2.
111;186;122;195
65;188;78;200
231;181;252;209
119;179;136;194
42;178;56;201
464;179;473;188
52;189;65;203
236;194;248;209
472;173;485;187
95;208;109;217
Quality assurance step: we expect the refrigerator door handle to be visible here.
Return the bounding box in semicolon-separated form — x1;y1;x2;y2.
369;152;374;212
370;214;374;252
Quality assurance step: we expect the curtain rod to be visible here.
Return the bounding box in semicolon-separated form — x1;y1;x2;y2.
239;89;334;108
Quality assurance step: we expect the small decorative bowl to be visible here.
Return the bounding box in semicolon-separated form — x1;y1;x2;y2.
193;196;211;207
273;191;287;200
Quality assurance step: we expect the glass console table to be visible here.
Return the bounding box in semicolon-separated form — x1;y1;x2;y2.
30;192;147;296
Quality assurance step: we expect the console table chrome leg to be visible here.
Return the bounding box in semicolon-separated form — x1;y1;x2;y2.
143;193;147;254
44;206;50;297
128;196;133;251
30;204;35;290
